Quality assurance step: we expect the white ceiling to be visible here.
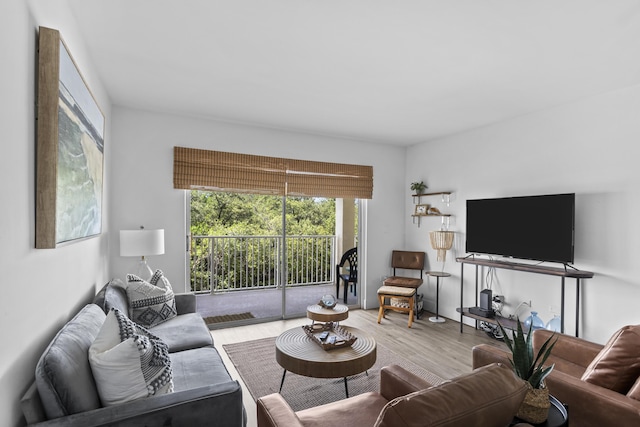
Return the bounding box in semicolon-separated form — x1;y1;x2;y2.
65;0;640;145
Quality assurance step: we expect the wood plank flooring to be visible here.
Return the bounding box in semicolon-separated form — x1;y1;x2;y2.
211;308;507;427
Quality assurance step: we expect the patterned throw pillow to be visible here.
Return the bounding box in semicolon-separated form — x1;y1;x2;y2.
89;308;173;406
126;270;177;327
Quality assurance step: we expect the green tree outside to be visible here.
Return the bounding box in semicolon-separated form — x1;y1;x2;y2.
189;191;341;291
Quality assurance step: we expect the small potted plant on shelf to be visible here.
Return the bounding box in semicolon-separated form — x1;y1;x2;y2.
497;319;557;424
410;181;427;194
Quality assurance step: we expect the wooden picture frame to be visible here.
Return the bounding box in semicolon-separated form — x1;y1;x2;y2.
414;204;430;216
36;27;105;248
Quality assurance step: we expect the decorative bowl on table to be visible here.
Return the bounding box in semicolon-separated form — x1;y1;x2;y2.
319;294;337;309
302;322;357;351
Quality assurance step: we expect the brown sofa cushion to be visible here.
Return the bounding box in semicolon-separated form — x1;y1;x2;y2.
297;392;389;427
626;376;640;401
581;325;640;393
374;363;527;427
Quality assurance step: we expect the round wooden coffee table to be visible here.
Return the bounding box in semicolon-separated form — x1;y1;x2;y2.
306;303;349;323
275;326;376;397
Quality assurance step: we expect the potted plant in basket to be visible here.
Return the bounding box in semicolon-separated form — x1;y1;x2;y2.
497;319;557;424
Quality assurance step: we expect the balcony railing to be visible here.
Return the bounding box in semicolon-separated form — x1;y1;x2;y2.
190;235;336;293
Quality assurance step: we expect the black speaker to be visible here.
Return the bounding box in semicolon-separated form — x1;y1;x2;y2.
480;289;492;311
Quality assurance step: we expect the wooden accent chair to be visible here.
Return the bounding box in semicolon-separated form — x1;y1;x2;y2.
336;248;357;303
377;250;425;328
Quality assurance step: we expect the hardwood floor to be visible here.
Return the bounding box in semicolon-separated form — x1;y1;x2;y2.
211;308;507;427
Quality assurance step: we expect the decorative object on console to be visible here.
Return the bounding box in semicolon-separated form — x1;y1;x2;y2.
524;311;545;333
546;315;562;332
120;226;165;280
497;318;557;424
429;230;454;262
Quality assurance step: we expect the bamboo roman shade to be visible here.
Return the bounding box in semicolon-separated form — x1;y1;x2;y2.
174;146;373;199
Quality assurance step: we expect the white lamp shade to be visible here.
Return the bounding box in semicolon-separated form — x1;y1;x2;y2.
120;229;165;257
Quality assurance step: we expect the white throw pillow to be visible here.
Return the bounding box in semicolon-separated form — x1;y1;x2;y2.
89;308;173;406
126;270;177;327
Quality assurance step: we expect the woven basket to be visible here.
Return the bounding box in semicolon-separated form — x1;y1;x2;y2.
390;294;423;312
516;385;550;424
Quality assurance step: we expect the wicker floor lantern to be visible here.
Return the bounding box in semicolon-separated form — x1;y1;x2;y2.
429;231;454;262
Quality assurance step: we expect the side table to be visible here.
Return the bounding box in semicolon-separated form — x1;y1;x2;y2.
306;303;349;324
426;271;450;323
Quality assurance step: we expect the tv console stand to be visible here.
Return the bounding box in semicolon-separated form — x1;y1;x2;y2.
456;257;594;337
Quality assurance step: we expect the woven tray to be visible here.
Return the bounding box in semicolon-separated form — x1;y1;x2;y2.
302;322;357;351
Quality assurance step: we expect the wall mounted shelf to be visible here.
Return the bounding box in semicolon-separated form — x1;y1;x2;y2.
411;192;452;227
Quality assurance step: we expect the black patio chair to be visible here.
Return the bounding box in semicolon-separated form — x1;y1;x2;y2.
336;248;357;303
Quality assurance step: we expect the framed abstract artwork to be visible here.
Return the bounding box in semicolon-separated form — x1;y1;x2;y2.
36;27;105;248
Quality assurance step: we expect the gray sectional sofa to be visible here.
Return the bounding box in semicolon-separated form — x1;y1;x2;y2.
20;280;246;426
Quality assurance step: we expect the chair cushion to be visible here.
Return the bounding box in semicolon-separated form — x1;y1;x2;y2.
581;325;640;393
126;270;177;328
384;277;423;288
89;308;174;406
377;286;416;297
374;363;527;427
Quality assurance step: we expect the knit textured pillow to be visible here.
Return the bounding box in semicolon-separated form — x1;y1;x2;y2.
88;308;173;406
126;270;177;327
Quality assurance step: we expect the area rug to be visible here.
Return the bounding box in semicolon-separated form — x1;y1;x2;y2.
223;336;444;412
204;312;254;324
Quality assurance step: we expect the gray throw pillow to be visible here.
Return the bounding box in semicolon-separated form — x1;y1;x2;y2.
126;270;177;327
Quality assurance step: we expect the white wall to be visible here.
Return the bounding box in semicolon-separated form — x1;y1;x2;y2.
0;1;112;425
406;84;640;344
109;107;406;308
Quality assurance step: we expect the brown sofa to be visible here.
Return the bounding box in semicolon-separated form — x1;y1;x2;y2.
473;328;640;427
257;363;527;427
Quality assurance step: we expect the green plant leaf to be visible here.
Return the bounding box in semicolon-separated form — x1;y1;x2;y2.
497;317;557;389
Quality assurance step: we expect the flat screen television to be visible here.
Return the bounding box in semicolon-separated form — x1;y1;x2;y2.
465;193;575;264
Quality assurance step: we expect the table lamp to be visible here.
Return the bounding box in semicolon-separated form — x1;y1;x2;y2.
120;227;165;281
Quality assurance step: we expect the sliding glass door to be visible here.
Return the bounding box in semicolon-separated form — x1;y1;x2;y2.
188;191;345;326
